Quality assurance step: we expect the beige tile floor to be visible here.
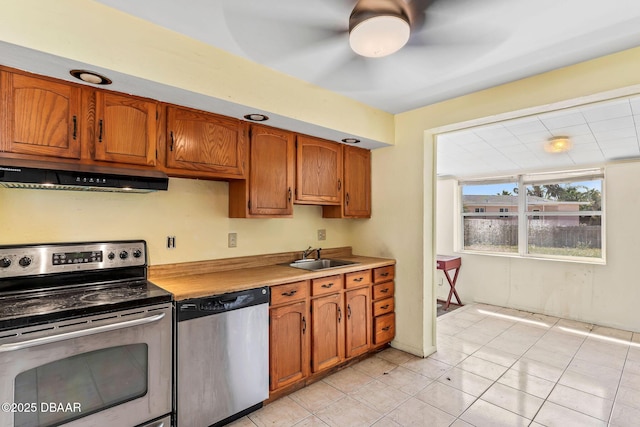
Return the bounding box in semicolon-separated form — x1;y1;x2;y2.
230;303;640;426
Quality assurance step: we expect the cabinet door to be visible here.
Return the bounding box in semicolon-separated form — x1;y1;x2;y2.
343;146;371;217
296;135;342;205
269;301;310;391
0;71;81;159
345;287;371;359
250;125;295;216
166;106;246;178
311;293;344;372
94;91;157;166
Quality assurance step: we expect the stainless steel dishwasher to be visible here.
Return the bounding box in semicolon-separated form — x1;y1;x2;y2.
176;287;269;427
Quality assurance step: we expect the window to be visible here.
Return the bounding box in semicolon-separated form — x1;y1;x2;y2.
460;169;604;262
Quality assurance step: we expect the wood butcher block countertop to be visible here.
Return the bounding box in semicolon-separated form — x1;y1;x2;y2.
148;247;395;301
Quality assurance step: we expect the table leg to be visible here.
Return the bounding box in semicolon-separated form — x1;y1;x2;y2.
443;267;462;309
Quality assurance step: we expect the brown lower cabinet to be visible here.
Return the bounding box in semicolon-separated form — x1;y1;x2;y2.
268;265;394;396
311;292;344;372
269;282;310;391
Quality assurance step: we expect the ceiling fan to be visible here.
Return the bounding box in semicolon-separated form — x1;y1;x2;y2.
222;0;500;92
348;0;431;57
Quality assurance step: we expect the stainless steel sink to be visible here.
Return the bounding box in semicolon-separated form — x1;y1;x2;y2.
286;258;359;271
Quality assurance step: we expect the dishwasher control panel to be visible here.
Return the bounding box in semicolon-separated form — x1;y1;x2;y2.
177;287;269;321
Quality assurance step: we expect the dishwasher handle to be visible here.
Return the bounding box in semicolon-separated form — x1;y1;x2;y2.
177;286;269;321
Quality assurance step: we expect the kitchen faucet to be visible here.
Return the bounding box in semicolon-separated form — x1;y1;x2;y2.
302;246;322;260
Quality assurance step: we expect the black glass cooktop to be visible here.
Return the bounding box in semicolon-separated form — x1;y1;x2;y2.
0;280;172;332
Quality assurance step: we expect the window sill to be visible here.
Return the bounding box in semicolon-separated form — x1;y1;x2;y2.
458;249;606;266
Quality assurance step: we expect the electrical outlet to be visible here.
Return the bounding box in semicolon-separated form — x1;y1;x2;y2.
228;232;237;248
317;229;326;241
167;236;176;249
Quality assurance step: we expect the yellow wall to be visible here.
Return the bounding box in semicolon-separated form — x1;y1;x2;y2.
353;46;640;356
0;178;354;264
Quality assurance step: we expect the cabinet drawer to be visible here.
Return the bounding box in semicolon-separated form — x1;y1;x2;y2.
373;313;395;345
372;297;394;317
311;275;342;296
270;281;308;306
373;265;395;283
345;270;371;289
372;281;394;301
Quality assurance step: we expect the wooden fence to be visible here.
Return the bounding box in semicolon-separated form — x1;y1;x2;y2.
464;219;601;248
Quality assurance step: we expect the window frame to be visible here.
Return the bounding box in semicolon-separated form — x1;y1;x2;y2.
458;169;605;264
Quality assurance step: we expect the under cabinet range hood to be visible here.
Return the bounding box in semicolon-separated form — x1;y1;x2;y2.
0;158;169;193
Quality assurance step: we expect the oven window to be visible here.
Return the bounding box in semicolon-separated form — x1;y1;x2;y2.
14;344;148;427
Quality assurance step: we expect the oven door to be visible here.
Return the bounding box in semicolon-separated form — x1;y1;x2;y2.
0;304;172;427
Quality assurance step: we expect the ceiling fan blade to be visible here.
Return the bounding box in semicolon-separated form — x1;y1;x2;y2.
222;0;352;63
312;52;376;92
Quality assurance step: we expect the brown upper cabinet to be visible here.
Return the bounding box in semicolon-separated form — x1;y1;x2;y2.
295;135;342;205
323;145;371;218
94;91;158;166
165;106;246;179
0;71;81;159
229;125;295;217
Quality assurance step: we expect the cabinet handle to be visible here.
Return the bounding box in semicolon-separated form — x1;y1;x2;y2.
346;193;350;206
170;131;175;151
337;179;342;191
72;115;77;140
288;187;292;203
321;283;334;289
380;288;389;294
380;304;390;309
337;306;342;322
347;304;351;319
382;326;391;331
302;316;306;334
353;277;363;282
282;290;297;297
380;272;390;277
98;119;103;142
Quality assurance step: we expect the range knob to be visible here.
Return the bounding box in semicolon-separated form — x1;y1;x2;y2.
107;252;116;260
132;249;142;258
18;256;32;267
0;257;11;268
119;250;129;260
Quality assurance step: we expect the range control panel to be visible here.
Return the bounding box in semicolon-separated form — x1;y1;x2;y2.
0;241;147;279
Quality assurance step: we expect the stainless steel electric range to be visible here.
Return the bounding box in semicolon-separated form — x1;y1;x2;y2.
0;240;172;427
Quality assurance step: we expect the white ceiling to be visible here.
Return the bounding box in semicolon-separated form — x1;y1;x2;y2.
93;0;640;114
437;95;640;178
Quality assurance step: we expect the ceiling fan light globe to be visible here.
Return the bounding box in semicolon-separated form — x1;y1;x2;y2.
349;15;410;58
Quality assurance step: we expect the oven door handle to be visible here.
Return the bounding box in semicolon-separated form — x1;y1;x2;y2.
0;312;165;353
